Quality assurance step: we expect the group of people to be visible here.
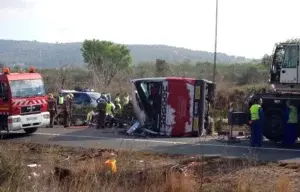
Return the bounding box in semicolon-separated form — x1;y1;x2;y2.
90;92;130;129
47;93;74;128
249;98;298;147
47;90;131;129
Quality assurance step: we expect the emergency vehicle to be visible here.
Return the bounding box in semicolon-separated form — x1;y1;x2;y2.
130;77;215;137
0;67;49;134
246;42;300;142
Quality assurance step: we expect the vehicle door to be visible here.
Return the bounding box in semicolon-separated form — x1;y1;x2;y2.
0;81;10;117
72;93;82;106
80;93;92;107
280;45;299;83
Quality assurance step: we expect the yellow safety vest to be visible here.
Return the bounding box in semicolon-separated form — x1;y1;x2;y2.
123;96;129;105
106;103;113;115
115;97;120;103
86;111;94;122
250;104;261;120
58;96;64;104
288;105;298;123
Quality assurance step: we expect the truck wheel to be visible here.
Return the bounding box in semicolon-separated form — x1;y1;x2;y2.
263;108;284;142
24;128;38;134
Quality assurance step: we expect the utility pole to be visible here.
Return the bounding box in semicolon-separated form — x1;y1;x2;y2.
212;0;219;83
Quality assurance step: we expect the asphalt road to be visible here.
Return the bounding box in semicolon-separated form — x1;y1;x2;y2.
3;126;300;163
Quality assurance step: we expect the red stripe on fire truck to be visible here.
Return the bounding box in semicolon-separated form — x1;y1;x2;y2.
12;99;47;107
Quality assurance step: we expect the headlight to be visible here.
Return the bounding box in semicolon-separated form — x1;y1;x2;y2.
12;118;21;123
43;114;50;119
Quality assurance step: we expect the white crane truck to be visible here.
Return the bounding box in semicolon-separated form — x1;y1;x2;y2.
248;42;300;142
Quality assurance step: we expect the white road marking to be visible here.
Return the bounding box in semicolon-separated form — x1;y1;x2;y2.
33;132;187;144
32;132;300;152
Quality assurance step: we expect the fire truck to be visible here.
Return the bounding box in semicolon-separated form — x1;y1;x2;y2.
130;77;215;136
247;42;300;142
0;67;50;134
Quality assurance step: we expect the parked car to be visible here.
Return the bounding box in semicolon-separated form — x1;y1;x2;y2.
60;89;108;108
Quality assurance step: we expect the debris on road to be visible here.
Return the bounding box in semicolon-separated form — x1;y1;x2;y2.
27;164;41;168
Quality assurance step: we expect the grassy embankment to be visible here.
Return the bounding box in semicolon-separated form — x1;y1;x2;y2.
0;141;297;192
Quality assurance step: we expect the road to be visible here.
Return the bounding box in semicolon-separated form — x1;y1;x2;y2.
3;126;300;163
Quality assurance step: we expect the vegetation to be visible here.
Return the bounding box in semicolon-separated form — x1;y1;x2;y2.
81;39;132;88
38;60;269;110
3;38;272;130
0;142;297;192
0;39;258;68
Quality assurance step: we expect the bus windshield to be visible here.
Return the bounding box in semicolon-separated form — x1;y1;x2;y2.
9;79;46;97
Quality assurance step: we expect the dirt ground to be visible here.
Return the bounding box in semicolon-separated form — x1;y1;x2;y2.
0;141;299;192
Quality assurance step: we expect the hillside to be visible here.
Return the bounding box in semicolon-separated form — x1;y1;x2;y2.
0;39;256;68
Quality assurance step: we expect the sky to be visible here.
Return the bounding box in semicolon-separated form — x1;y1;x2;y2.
0;0;300;59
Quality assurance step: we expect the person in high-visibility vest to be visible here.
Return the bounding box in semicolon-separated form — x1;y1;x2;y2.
85;110;95;126
249;98;264;147
105;97;115;127
114;93;121;104
283;100;298;146
122;93;129;106
58;93;64;105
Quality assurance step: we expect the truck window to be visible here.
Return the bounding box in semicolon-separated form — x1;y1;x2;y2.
282;46;299;68
9;79;45;98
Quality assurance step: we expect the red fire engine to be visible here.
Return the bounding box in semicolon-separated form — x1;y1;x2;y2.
0;67;49;134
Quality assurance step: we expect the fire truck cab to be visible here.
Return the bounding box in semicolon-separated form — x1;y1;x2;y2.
0;67;50;134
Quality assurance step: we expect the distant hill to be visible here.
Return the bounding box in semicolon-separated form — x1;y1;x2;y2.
0;39;257;68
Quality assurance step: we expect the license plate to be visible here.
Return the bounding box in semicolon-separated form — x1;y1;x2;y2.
27;117;37;121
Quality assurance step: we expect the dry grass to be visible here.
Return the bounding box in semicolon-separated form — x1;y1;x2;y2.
0;142;299;192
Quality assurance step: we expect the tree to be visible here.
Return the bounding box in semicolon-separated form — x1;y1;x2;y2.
261;54;273;65
155;59;169;77
81;39;132;88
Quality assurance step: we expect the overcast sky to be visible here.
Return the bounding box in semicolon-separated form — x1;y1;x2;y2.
0;0;299;58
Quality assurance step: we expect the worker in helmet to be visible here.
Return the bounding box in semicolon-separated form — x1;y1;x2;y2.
283;100;298;146
249;98;264;147
114;96;122;127
114;98;122;115
63;94;72;127
96;94;108;129
115;93;121;104
105;96;116;127
47;93;57;128
85;109;95;126
68;93;74;125
122;93;130;106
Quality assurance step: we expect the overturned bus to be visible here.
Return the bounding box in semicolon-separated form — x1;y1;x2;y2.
130;77;215;137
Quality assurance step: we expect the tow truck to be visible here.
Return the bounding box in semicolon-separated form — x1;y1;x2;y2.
247;42;300;142
129;77;215;136
0;67;49;134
